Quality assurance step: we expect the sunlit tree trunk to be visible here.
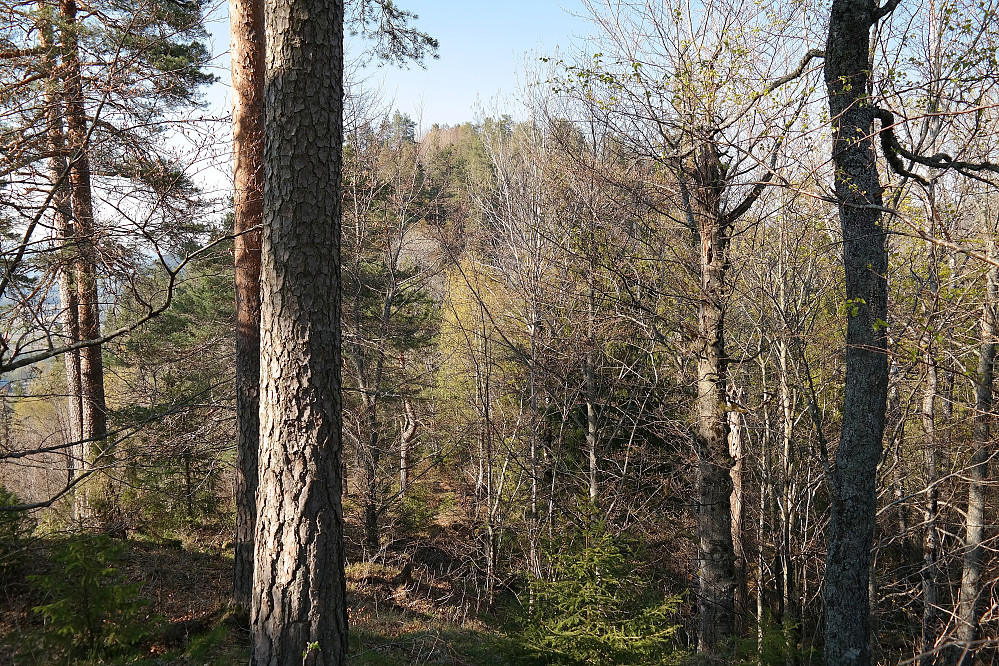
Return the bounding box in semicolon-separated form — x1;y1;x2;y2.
251;0;348;659
399;396;415;496
728;386;747;631
62;0;108;522
41;11;84;484
585;291;598;506
919;351;939;666
230;0;264;609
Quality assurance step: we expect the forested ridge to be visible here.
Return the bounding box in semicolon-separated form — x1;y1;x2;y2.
0;0;998;664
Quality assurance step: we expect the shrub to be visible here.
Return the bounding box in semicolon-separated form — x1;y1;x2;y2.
0;485;33;580
514;519;683;666
736;613;817;666
30;536;152;662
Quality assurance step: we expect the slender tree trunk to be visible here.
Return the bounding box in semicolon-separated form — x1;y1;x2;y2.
41;13;84;481
888;363;912;554
399;397;416;496
584;356;598;506
475;304;489;499
230;0;264;609
824;3;890;664
362;399;380;551
397;353;416;498
953;246;996;664
778;336;798;642
360;289;396;550
585;287;598;506
728;388;747;632
251;0;348;659
920;353;940;666
692;142;736;653
757;357;771;651
62;0;109;522
183;452;195;523
528;320;540;603
920;212;942;666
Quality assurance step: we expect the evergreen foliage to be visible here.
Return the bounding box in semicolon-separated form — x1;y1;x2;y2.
106;247;235;533
30;536;152;662
0;486;32;581
516;518;683;666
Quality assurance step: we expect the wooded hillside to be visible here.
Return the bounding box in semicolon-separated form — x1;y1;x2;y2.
1;0;997;664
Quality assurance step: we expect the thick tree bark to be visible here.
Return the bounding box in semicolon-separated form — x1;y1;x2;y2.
692;142;736;653
230;0;264;610
824;2;890;665
251;0;348;660
62;0;107;448
953;253;996;664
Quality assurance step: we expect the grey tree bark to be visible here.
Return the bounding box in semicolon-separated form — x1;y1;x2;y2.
727;387;747;632
953;239;996;664
251;0;348;660
823;1;891;664
399;396;416;496
230;0;264;610
690;141;736;653
777;335;799;636
585;293;599;506
920;352;939;666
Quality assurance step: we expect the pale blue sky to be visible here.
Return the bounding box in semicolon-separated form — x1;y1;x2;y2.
351;0;593;127
194;1;594;190
205;1;593;125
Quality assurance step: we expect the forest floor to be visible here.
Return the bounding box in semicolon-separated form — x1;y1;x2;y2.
0;518;522;666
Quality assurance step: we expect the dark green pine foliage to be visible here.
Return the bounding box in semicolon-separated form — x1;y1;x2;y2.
82;0;216;223
106;244;235;532
2;0;214;194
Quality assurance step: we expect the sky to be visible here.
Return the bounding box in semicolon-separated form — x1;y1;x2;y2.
349;0;595;128
202;0;595;129
191;1;595;191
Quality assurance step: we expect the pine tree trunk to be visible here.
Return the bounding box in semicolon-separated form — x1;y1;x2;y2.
41;12;84;481
692;142;736;653
823;2;890;664
229;0;264;610
251;0;348;659
62;0;109;522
